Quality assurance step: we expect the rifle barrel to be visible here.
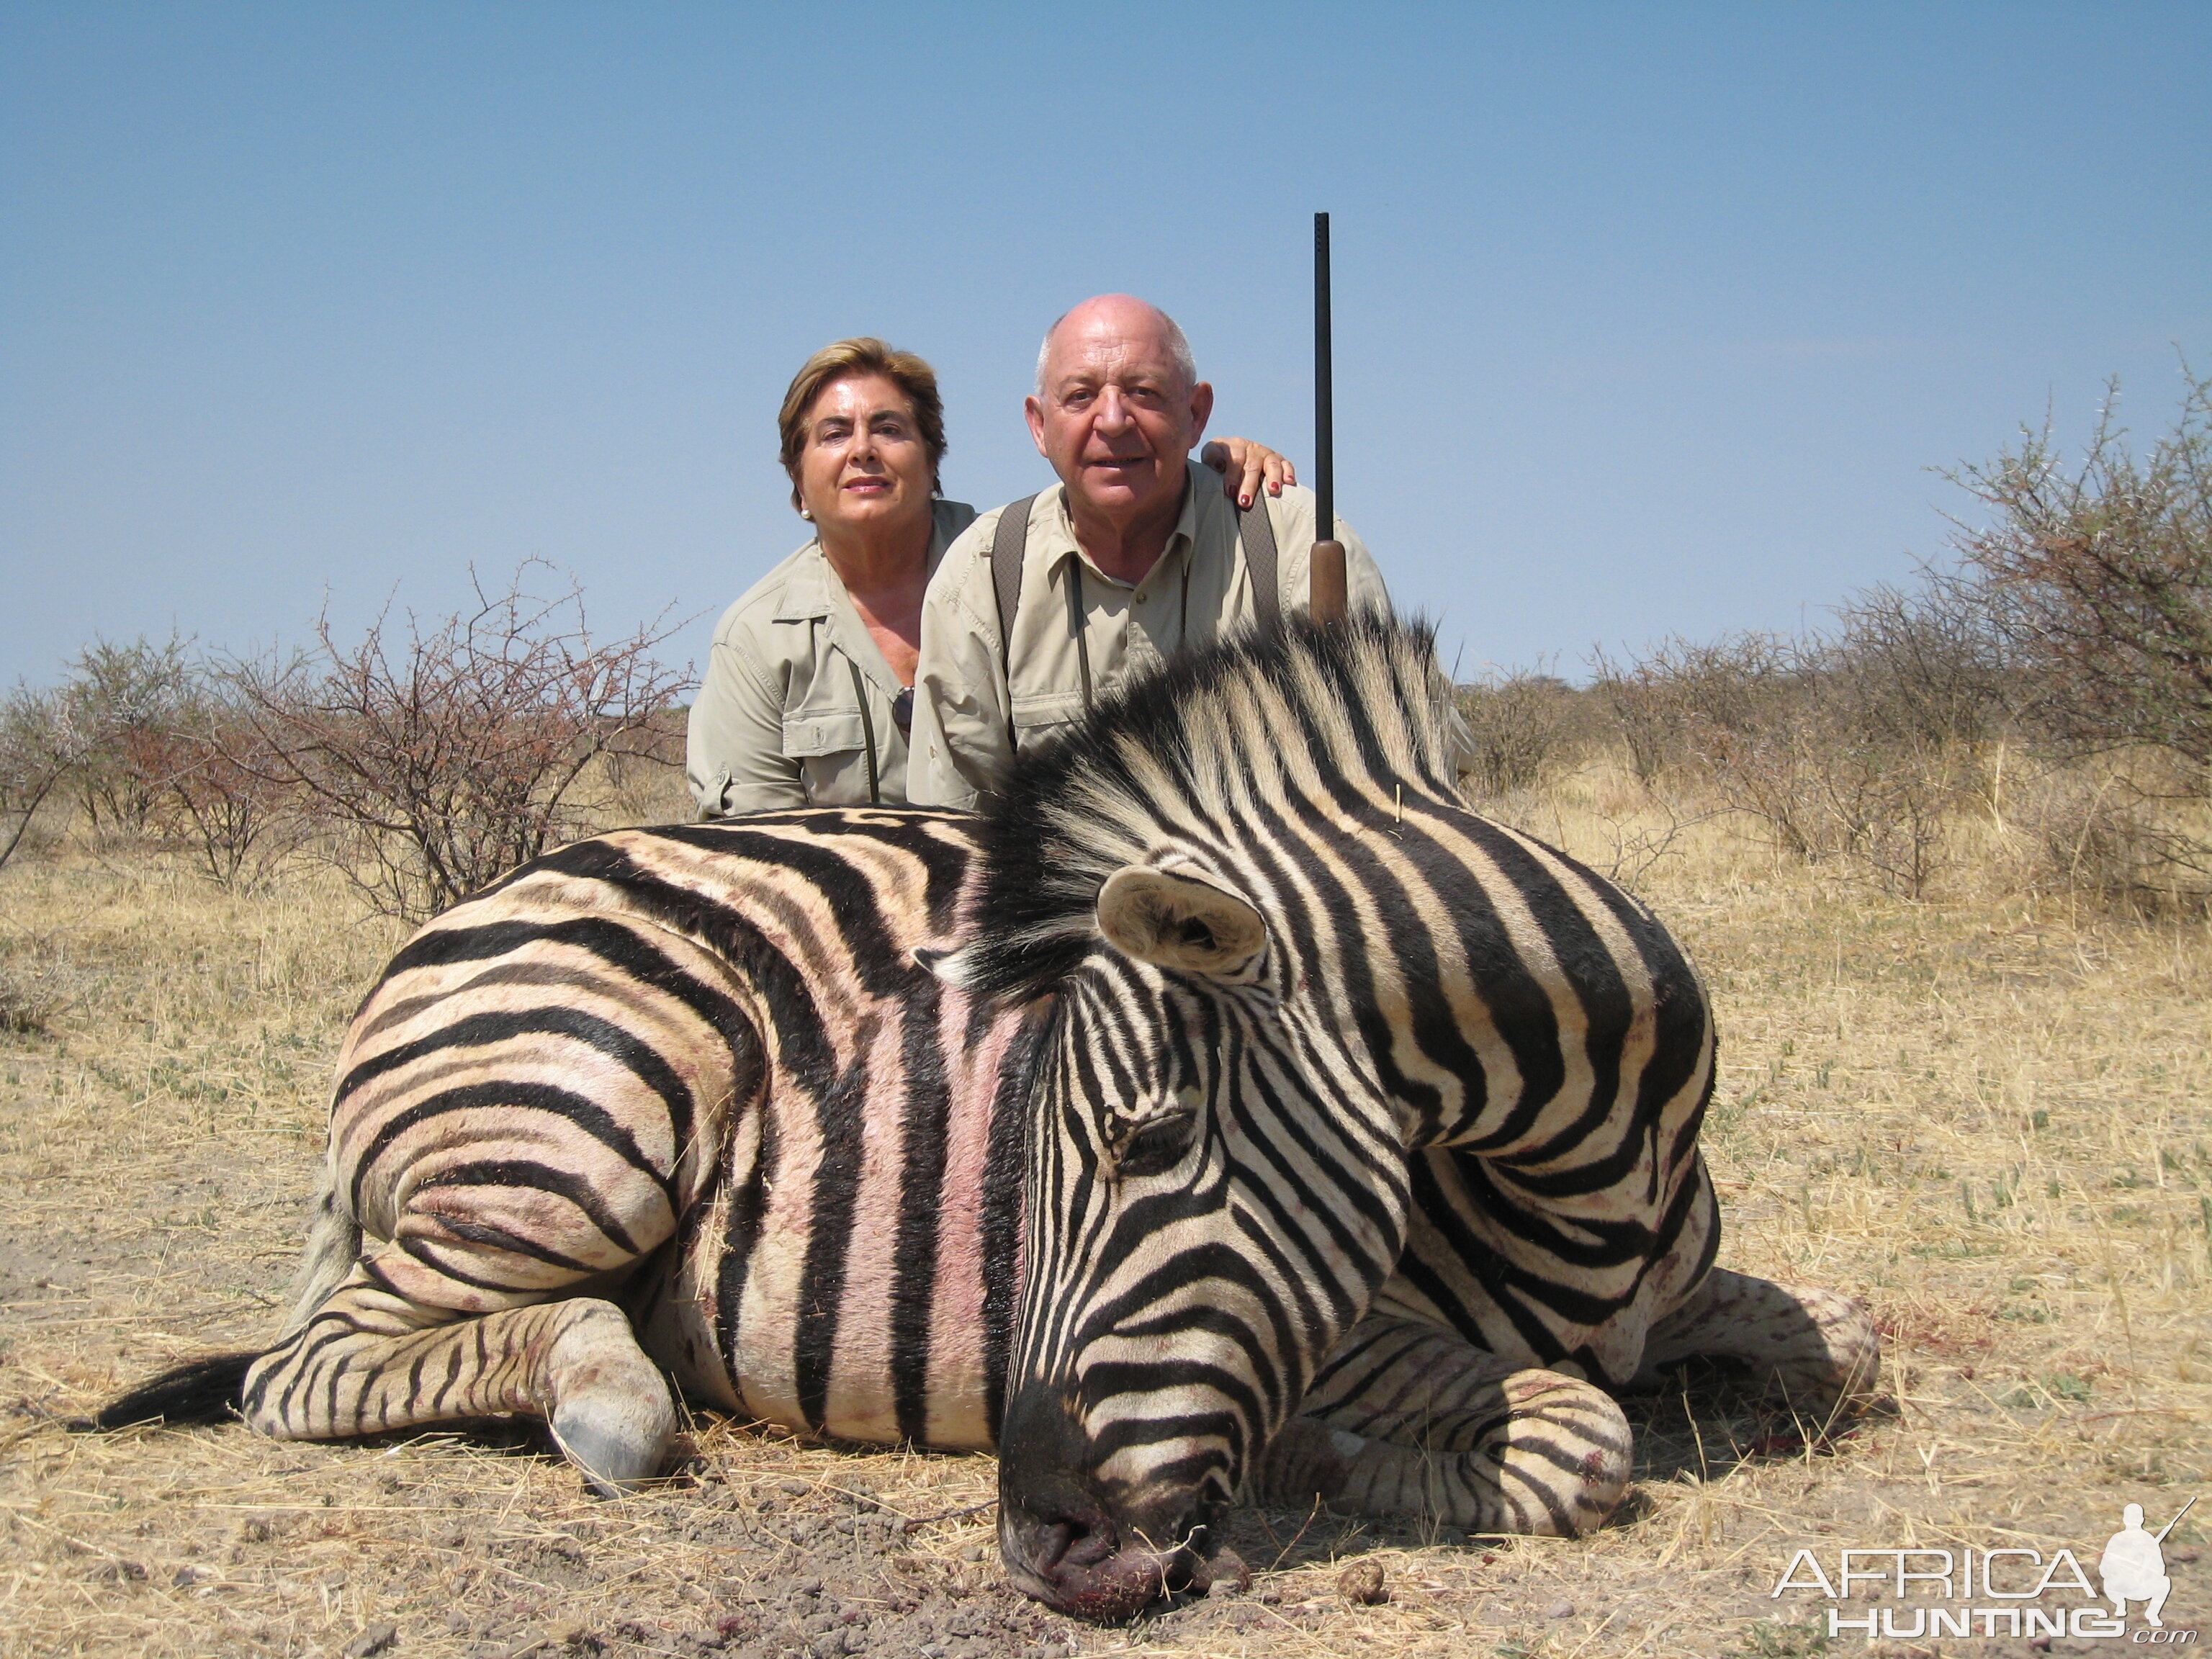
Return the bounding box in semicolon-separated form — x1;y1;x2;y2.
1313;211;1334;542
2154;1494;2198;1544
1310;211;1348;619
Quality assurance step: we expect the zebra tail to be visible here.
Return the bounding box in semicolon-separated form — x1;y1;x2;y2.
282;1182;361;1336
84;1179;357;1432
81;1351;257;1431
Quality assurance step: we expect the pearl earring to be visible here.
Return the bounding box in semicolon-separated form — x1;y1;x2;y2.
800;507;813;521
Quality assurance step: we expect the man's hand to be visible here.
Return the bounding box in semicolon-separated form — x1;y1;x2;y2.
1200;438;1297;510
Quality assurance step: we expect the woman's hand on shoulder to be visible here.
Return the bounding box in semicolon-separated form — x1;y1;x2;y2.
1199;437;1297;511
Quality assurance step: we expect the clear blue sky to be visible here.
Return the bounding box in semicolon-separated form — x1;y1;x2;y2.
4;3;2207;687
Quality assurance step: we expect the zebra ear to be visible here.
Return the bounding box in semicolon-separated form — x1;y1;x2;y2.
1095;866;1268;981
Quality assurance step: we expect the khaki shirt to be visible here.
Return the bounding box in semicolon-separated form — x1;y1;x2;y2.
909;463;1388;809
687;498;977;815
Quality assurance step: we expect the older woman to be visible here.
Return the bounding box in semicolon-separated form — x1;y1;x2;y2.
687;338;1291;814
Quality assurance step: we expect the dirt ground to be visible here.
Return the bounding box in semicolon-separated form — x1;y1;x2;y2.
2;790;2208;1658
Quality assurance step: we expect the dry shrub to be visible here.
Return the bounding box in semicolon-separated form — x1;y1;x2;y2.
61;636;202;844
1575;364;2212;912
1688;714;1968;900
224;565;691;922
1950;363;2212;767
1635;632;1821;850
0;684;86;873
152;696;308;892
4;638;305;886
1596;632;1969;898
2004;752;2212;916
0;931;95;1035
1588;644;1688;786
1581;577;2012;899
1453;668;1585;803
1941;361;2212;902
589;706;692;827
0;960;66;1033
0;581;693;906
1828;576;2014;754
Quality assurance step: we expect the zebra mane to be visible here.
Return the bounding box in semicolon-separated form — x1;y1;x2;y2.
963;611;1465;1004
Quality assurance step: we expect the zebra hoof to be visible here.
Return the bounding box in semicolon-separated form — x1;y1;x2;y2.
552;1393;675;1495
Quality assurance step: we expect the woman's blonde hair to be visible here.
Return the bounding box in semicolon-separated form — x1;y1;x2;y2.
776;338;946;512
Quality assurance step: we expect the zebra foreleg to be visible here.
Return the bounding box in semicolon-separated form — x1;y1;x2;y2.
240;1259;675;1493
1632;1266;1882;1424
1249;1317;1632;1537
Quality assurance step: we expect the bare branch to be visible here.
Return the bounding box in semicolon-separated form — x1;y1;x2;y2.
222;563;692;921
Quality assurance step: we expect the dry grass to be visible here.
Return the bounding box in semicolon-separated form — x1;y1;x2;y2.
1;768;2208;1658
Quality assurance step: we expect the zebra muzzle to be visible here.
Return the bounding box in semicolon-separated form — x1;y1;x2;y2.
997;1388;1233;1621
998;1504;1236;1624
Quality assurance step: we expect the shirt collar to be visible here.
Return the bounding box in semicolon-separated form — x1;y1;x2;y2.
770;504;960;624
1043;460;1202;592
771;543;838;622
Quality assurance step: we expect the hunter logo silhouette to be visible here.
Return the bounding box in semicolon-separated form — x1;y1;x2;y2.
2103;1498;2193;1629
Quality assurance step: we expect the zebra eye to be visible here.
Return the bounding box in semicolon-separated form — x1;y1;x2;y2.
1108;1106;1198;1181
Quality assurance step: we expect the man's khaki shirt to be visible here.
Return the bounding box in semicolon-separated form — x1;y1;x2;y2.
687;498;976;816
908;462;1388;809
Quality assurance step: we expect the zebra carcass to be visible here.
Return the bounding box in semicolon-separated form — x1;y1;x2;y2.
96;615;1881;1622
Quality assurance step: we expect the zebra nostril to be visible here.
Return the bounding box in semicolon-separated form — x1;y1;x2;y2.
1016;1510;1118;1579
1022;1519;1069;1577
1060;1516;1118;1571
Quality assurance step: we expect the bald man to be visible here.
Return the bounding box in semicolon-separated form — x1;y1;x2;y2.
908;295;1389;809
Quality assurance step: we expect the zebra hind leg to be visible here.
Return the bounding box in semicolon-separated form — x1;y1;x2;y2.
1250;1317;1632;1538
1632;1266;1884;1426
240;1138;691;1493
240;1257;677;1494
